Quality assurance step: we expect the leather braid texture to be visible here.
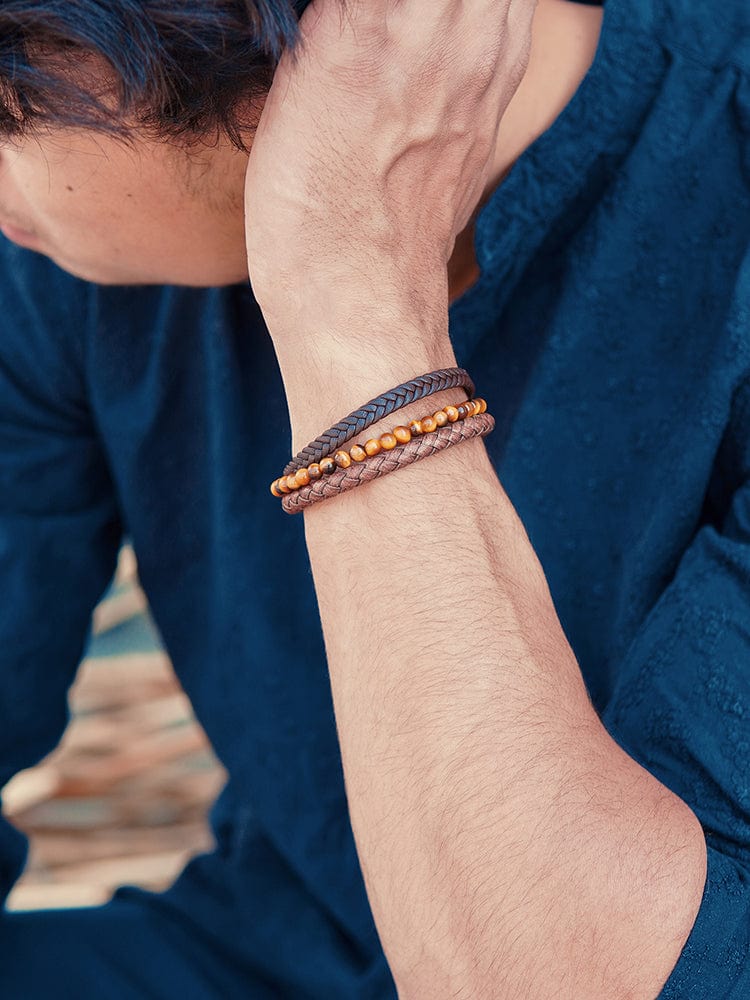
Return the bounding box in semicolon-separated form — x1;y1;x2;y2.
282;411;494;514
282;367;475;475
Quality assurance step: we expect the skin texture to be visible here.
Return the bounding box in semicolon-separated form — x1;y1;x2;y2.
0;0;602;289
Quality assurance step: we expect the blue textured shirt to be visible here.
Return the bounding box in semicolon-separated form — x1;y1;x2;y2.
0;0;749;995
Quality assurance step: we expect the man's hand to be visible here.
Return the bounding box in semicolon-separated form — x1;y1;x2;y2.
245;0;536;346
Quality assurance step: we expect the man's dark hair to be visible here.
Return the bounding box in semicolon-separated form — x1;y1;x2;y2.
0;0;313;149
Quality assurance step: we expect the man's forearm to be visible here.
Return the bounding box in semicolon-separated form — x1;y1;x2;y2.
269;287;707;999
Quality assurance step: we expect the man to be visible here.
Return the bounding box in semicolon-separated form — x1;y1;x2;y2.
0;0;748;996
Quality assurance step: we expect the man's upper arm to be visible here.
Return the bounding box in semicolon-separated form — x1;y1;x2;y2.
600;376;750;998
0;246;122;903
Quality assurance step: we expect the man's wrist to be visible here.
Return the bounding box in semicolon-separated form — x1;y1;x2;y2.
265;278;456;452
282;348;460;457
258;257;450;350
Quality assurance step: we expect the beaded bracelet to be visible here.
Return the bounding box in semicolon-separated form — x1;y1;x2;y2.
271;397;488;497
281;412;495;514
282;367;475;475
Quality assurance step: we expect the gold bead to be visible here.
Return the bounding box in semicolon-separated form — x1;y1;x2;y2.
364;438;381;456
308;463;322;479
271;479;283;497
320;456;336;475
379;432;397;450
434;410;448;427
408;419;423;436
334;449;351;469
350;444;367;462
295;467;310;488
421;415;437;433
393;425;411;444
444;405;459;423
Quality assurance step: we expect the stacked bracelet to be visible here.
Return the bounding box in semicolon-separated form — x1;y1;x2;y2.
271;369;494;514
271;397;488;497
282;367;474;475
281;412;495;514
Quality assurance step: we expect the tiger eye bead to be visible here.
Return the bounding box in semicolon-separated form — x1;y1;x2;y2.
408;419;423;436
295;467;310;488
334;449;351;469
320;456;336;475
444;405;460;423
285;474;299;492
420;415;437;433
271;479;284;497
477;398;487;413
393;425;411;444
308;463;323;479
364;438;382;457
456;404;470;420
350;444;367;462
276;477;291;494
434;410;448;427
379;432;397;450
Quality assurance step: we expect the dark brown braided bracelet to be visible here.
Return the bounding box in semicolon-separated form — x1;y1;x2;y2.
282;367;475;475
281;411;495;513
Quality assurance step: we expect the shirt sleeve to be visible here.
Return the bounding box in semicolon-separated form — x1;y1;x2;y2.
599;380;750;998
0;263;123;904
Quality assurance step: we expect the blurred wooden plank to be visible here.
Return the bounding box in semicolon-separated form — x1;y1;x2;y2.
115;544;138;585
6;883;110;911
3;549;227;911
23;823;214;867
92;585;148;636
2;768;60;816
35;848;196;889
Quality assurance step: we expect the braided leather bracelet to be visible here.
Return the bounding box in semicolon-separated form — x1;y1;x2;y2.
282;367;474;475
272;398;487;496
281;411;495;513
